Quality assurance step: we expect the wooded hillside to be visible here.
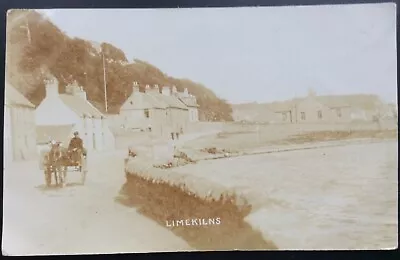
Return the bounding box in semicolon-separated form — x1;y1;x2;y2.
6;9;233;121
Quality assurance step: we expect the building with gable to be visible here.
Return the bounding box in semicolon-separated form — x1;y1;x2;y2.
112;82;201;140
35;76;115;151
173;86;200;122
119;82;168;137
36;124;76;153
4;81;37;164
233;90;387;124
146;85;189;138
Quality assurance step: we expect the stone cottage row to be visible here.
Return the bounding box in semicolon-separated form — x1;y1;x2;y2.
4;77;116;165
108;82;200;139
233;90;396;124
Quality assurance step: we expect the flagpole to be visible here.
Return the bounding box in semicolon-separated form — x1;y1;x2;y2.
102;49;108;113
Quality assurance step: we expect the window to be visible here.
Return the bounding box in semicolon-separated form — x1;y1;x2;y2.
317;110;322;119
25;135;29;147
336;108;342;118
144;109;150;118
301;112;306;120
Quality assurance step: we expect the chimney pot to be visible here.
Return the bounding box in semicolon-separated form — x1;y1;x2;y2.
183;88;189;97
145;85;151;93
132;82;140;92
162;86;171;96
44;74;59;98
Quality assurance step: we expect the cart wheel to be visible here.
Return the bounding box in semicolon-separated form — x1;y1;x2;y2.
63;169;68;186
81;171;87;185
57;167;66;188
44;170;51;187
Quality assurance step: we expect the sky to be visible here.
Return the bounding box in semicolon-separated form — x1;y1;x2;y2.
37;4;397;104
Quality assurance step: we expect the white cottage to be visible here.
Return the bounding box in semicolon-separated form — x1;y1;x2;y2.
147;86;189;138
4;81;37;164
174;87;199;122
119;82;167;136
35;77;115;151
36;124;75;153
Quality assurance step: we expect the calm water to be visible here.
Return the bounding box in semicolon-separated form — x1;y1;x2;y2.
176;141;398;249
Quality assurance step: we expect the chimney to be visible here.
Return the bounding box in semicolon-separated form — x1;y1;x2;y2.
308;88;316;97
162;86;171;96
66;80;87;100
132;81;139;92
145;84;151;93
44;75;59;98
183;88;189;97
153;84;160;93
77;86;87;100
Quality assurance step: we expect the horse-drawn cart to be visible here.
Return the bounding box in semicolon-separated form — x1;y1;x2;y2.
40;146;88;188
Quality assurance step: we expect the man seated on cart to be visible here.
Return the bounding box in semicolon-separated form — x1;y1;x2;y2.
68;131;87;164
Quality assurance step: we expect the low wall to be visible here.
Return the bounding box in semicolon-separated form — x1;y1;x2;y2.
118;157;277;250
114;131;152;150
223;120;397;137
186;122;224;134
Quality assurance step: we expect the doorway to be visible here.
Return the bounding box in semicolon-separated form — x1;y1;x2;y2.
92;133;96;150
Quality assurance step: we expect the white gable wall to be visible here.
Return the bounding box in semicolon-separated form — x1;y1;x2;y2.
102;118;116;150
35;95;89;150
120;109;149;129
82;116;94;151
93;118;103;151
36;95;80;125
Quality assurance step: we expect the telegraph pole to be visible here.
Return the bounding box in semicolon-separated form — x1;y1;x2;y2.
102;49;108;113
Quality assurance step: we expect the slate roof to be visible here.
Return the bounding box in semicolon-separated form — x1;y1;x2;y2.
121;91;152;110
36;124;75;145
59;94;104;118
265;94;379;112
147;92;188;110
5;82;35;108
145;94;168;109
266;100;296;112
314;96;351;108
121;91;167;110
334;94;383;110
179;97;199;108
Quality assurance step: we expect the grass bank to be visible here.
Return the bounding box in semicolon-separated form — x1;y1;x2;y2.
116;171;277;250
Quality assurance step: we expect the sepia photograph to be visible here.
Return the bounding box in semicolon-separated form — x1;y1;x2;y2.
2;3;398;255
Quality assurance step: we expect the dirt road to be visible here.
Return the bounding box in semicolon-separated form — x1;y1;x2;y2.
2;150;192;255
174;141;398;249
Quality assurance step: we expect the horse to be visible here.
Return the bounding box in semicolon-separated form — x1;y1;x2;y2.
46;144;69;187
